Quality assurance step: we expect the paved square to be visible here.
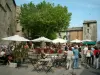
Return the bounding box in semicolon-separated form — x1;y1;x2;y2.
0;64;85;75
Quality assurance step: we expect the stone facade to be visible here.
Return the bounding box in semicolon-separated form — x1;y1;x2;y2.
0;0;16;44
58;20;97;41
57;27;83;41
57;31;67;40
16;6;22;36
83;20;97;41
67;27;83;41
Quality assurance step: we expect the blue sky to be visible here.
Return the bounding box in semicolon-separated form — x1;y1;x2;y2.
15;0;100;41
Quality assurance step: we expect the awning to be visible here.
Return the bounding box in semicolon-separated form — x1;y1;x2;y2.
83;41;96;45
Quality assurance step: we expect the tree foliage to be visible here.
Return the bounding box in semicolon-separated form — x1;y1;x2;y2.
20;1;71;39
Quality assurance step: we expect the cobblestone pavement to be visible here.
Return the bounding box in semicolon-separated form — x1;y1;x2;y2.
0;65;100;75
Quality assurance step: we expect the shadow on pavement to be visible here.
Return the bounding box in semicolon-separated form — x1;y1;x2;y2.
80;67;100;75
89;70;100;75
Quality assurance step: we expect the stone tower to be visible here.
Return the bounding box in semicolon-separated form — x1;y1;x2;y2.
16;6;23;36
83;20;97;41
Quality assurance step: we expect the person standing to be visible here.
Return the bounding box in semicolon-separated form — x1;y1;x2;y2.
66;47;73;70
91;46;95;66
93;46;100;69
83;45;88;63
78;46;82;68
65;44;68;51
73;47;79;69
86;47;91;67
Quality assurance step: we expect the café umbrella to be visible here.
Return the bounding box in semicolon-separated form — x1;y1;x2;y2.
70;39;82;43
52;38;67;43
31;36;52;42
2;35;30;41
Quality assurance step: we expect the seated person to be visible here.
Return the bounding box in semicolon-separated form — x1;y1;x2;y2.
0;49;6;57
62;51;67;63
7;54;13;64
55;54;62;66
41;51;46;59
0;49;8;65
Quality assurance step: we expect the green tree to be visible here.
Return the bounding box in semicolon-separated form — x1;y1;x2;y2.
20;1;71;39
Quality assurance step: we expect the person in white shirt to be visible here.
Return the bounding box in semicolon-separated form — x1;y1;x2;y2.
0;50;6;57
83;45;88;63
66;47;73;70
83;46;88;55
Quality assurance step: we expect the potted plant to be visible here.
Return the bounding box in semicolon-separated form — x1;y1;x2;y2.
9;43;29;68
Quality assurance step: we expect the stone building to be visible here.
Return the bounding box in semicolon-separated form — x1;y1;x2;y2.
0;0;16;44
57;31;67;40
67;27;83;41
58;20;97;41
83;20;97;41
16;6;23;36
57;27;83;41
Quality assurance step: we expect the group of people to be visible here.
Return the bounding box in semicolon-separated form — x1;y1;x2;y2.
0;42;100;70
0;45;15;65
32;43;100;70
62;45;100;70
82;45;100;69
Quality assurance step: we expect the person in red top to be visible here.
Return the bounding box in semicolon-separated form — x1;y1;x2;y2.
49;49;54;54
93;46;99;69
35;47;41;54
44;46;49;53
57;48;63;54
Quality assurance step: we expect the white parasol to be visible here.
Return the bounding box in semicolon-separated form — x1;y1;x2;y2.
31;36;52;42
70;39;82;43
52;38;67;43
2;35;30;41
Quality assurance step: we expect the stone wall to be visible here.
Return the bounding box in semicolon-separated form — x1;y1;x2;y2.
83;20;97;41
16;6;23;36
0;0;16;44
69;30;83;41
66;27;83;41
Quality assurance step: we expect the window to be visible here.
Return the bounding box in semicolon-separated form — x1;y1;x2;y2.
87;29;89;33
16;19;19;23
7;28;10;36
22;28;24;32
87;23;89;27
